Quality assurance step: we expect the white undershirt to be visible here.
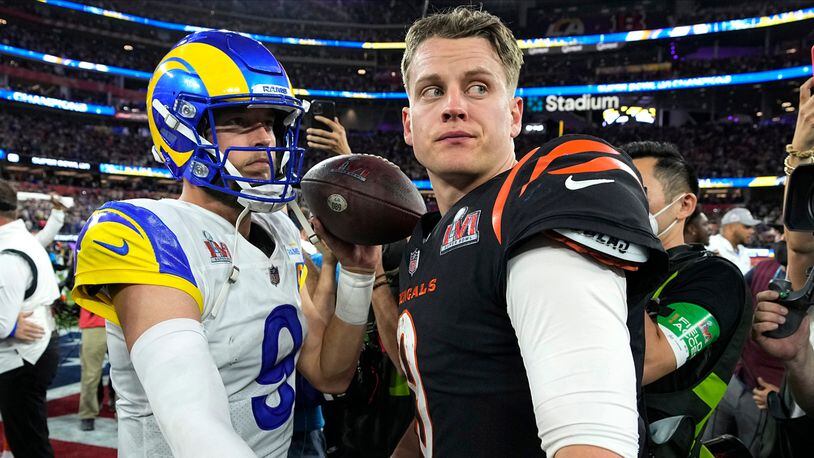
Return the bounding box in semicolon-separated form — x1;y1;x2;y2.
507;238;639;458
0;254;32;339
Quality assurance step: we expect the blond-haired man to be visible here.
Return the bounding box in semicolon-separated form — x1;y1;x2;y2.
396;7;666;457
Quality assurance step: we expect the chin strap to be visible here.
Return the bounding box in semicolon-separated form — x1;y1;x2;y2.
205;205;251;320
289;199;331;256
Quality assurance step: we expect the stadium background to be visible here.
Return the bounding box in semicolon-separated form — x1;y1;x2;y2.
0;0;811;455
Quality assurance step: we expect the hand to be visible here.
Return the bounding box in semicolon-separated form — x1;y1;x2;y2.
311;217;380;274
306;116;352;156
752;289;811;362
752;376;780;410
791;77;814;151
50;194;68;212
14;311;45;342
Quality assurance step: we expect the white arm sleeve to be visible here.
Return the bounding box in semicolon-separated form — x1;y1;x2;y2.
506;239;639;458
129;318;255;458
35;209;65;247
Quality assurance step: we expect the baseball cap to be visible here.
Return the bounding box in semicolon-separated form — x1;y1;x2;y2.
721;207;760;226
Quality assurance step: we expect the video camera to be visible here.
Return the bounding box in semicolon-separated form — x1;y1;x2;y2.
766;163;814;338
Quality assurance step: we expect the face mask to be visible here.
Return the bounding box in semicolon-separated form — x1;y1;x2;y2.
649;193;689;239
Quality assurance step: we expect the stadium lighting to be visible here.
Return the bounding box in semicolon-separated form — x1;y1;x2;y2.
524;124;546;133
0;18;7;25
123;44;133;51
36;0;814;51
357;69;367;75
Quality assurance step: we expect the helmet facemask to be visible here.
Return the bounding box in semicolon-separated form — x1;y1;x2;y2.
155;93;305;213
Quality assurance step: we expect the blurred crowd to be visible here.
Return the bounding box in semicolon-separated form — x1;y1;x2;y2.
1;0;812;102
3;114;789;250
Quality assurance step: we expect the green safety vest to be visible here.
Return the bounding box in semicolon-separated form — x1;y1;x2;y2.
644;245;753;457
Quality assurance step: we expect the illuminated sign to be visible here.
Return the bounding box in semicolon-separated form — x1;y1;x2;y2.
31;156;92;170
54;234;79;242
545;95;619;112
602;106;657;125
2;41;810;101
114;112;149;121
410;176;787;191
0;88;115;115
698;176;786;189
524;123;546;133
99;163;173;178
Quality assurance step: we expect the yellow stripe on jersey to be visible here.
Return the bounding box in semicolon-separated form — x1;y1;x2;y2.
297;262;308;291
72;201;203;325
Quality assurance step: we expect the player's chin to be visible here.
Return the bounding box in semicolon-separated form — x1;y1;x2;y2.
239;163;272;180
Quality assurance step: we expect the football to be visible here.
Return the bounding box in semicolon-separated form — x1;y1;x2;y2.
300;154;427;245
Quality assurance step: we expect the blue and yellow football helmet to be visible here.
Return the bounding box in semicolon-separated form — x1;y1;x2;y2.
147;30;305;210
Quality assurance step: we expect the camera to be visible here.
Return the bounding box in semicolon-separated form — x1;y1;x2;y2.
762;163;814;338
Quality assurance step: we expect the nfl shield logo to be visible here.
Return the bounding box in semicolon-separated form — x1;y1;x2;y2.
269;266;280;286
408;249;420;277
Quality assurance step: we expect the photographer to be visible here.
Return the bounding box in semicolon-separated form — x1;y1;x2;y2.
753;77;814;417
626;142;752;456
0;181;61;458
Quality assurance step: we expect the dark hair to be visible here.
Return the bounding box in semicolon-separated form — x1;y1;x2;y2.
622;141;699;200
0;181;17;219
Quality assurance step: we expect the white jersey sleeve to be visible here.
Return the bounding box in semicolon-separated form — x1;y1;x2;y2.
506;237;639;458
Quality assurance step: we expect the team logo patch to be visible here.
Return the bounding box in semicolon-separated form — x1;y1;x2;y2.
202;230;232;263
440;207;481;255
331;159;369;182
408;249;420;277
269;265;280;286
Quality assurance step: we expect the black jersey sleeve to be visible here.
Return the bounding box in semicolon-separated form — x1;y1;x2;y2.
492;134;668;295
659;256;747;347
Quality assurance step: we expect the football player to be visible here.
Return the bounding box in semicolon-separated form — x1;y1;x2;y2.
72;31;378;457
396;7;666;458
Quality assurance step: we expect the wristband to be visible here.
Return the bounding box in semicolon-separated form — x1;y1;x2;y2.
373;280;390;290
8;322;17;338
335;267;374;325
656;302;720;369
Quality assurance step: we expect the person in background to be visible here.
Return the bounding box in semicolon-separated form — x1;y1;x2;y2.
704;240;787;455
751;77;814;457
35;194;68;247
77;307;108;431
683;208;711;246
0;181;61;458
303;115;414;457
707;207;759;274
626;141;751;456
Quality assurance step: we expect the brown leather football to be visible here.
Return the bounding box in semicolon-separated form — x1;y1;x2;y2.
301;154;426;245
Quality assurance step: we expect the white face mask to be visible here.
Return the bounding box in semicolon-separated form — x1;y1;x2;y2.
649;193;689;239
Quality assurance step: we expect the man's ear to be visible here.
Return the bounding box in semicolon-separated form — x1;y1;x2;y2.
679;193;698;220
509;96;523;138
402;107;413;146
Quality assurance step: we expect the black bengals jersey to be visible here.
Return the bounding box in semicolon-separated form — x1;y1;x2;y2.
397;134;668;457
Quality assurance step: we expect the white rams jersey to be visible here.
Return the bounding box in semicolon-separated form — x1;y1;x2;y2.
73;198;307;457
